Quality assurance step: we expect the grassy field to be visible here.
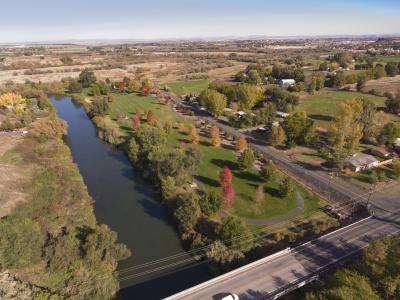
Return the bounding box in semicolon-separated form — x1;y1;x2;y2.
374;55;400;63
109;93;325;221
162;80;209;95
296;90;387;127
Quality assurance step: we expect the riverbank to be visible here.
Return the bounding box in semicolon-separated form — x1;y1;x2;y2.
0;89;130;299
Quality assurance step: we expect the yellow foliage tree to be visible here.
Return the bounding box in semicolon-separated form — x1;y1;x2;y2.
189;126;199;144
210;126;221;147
235;136;248;151
0;92;26;113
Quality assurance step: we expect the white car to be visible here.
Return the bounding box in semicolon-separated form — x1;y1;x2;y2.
221;293;239;300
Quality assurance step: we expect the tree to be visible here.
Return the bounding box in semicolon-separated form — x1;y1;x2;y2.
266;86;299;111
259;160;277;182
128;79;141;93
210;125;221;147
237;149;255;170
247;69;263;85
356;75;367;92
223;185;235;207
379;122;400;145
385;91;400;114
128;138;139;163
235;136;248;151
141;78;154;90
32;119;68;139
199;190;223;216
0;92;26;113
90;97;110;117
135;125;167;156
147;110;156;126
132;115;141;130
174;192;201;233
218;216;254;253
278;177;294;197
78;69;96;88
236;84;264;109
160;176;176;202
385;62;399;77
220;166;233;187
393;160;400;179
68;80;83;93
92;117;123;145
282;111;315;147
199;89;227;116
206;240;243;265
189;125;199;144
254;184;265;204
268;125;286;146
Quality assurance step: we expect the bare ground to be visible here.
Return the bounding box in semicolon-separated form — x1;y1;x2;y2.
0;135;29;217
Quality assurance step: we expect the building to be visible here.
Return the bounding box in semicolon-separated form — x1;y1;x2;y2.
370;147;391;159
345;153;379;172
276;111;290;118
395;138;400;153
279;79;295;87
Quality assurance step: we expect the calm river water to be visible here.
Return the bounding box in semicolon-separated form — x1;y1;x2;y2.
51;96;209;299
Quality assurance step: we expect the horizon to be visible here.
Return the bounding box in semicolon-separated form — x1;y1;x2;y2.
1;0;400;44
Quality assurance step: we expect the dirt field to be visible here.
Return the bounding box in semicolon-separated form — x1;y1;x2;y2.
362;75;400;95
0;135;29;217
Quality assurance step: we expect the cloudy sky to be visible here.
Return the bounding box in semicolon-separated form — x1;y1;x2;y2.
1;0;400;43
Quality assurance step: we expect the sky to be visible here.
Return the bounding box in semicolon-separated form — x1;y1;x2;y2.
1;0;400;43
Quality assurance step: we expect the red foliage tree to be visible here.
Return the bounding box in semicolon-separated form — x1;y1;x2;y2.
116;82;126;90
223;184;235;207
220;166;233;187
132;115;141;130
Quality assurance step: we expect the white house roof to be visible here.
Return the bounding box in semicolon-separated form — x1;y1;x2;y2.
346;153;378;168
276;111;290;118
280;79;296;84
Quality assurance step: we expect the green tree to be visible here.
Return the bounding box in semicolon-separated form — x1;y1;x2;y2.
90;97;110;116
128;138;139;163
236;84;264;109
160;176;176;202
379;122;400;145
278;177;294;197
199;89;227;116
237;149;255;170
78;69;97;88
206;240;243;265
385;62;399;77
259;160;277;182
174;192;201;233
199;190;223;216
68;80;83;93
218;216;254;253
282;111;315;147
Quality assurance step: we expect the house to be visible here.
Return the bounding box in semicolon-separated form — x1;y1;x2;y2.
345;153;379;172
279;79;295;88
276;111;290;118
236;111;246;117
395;138;400;153
370;147;391;159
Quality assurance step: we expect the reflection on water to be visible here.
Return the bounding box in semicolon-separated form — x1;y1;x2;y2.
51;96;209;299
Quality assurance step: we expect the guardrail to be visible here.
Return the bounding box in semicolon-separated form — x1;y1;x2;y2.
164;248;291;300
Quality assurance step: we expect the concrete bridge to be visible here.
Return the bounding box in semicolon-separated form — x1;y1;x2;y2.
165;211;400;300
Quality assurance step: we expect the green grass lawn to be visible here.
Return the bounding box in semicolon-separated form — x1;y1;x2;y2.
109;93;325;221
296;90;386;127
162;80;209;95
374;55;400;63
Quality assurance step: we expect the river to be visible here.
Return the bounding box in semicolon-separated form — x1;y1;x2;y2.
50;96;210;299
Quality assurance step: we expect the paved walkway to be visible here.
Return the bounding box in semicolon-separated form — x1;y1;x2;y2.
223;191;305;226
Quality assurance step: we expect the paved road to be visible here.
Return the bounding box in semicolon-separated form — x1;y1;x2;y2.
165;211;400;300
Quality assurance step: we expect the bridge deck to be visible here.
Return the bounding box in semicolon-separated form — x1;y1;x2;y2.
165;212;400;300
